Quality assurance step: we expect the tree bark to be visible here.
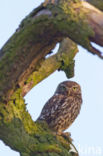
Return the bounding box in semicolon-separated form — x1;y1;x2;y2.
0;0;103;155
86;0;103;11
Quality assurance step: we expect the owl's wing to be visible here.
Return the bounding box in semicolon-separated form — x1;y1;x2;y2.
37;94;73;121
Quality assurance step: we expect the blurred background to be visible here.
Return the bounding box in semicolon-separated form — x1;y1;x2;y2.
0;0;103;155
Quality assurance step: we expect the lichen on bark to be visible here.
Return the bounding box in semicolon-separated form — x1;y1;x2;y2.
0;0;103;155
86;0;103;11
0;88;77;156
0;5;78;155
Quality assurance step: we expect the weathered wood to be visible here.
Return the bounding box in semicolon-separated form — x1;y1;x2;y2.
22;38;78;96
0;0;103;155
86;0;103;11
1;0;103;100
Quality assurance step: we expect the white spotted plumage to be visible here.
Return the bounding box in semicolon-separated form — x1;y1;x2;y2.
37;81;82;134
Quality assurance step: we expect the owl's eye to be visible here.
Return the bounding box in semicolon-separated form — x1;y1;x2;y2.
60;86;66;92
73;86;77;91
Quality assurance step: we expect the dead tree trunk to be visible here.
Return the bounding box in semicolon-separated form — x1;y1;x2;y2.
0;0;103;155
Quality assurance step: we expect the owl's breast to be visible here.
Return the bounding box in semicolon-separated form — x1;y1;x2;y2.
48;96;82;133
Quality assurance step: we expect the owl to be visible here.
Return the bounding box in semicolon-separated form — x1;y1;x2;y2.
37;81;82;135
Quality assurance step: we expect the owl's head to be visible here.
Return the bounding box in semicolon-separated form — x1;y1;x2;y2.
55;81;82;97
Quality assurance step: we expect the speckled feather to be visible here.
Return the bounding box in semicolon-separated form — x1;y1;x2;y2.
37;81;82;134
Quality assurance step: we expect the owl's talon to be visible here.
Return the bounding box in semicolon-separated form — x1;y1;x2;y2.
61;132;73;142
63;132;71;137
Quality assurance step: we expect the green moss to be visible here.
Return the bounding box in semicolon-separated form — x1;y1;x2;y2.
0;2;88;155
56;136;70;150
0;117;74;155
51;0;94;51
87;0;103;11
24;38;78;91
0;87;77;156
0;0;94;98
21;153;29;156
48;153;60;156
62;60;75;78
32;144;61;153
0;13;53;97
0;89;39;135
44;1;94;53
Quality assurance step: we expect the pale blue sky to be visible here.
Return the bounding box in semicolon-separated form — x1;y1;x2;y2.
0;1;103;156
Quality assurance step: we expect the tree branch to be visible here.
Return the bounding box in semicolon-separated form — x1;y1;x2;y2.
86;0;103;11
1;0;103;99
0;0;103;155
0;82;78;156
22;38;78;96
0;0;103;96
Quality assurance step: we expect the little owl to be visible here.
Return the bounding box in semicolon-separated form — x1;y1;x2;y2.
37;81;82;135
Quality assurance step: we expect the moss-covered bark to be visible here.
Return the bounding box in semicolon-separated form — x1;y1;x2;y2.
22;38;78;96
86;0;103;11
1;0;103;98
0;87;78;156
0;0;103;155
